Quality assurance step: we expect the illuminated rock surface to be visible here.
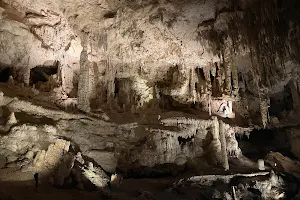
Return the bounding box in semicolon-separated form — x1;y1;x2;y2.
0;0;300;199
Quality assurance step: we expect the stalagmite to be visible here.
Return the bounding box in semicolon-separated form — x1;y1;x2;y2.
211;116;222;164
211;117;220;140
7;112;17;125
8;76;14;85
258;159;265;171
260;97;269;128
219;120;229;171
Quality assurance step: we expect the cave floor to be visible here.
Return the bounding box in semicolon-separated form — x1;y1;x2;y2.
0;165;272;200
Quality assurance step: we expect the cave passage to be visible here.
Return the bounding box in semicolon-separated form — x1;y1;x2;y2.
30;64;58;85
0;67;11;82
238;129;293;160
269;85;293;118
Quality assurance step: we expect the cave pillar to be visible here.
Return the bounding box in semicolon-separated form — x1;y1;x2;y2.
190;68;197;103
219;120;229;171
23;67;30;86
77;34;91;112
211;116;221;164
260;97;269;128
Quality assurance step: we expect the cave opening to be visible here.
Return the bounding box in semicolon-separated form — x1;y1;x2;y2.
178;135;195;146
30;63;58;86
237;129;293;161
269;85;293;119
0;67;12;82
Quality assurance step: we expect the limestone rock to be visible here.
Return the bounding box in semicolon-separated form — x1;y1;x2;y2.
0;155;6;168
8;76;14;85
110;173;123;190
6;112;17;126
265;152;300;179
257;159;265;171
86;151;117;173
33;150;46;171
72;158;110;190
54;153;75;187
44;139;70;171
32;139;70;173
24;150;34;160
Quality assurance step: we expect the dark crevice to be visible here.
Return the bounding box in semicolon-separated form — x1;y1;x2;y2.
0;67;12;82
30;62;58;85
238;129;293;161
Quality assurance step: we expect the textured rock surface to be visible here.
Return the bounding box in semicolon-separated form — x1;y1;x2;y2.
0;0;300;199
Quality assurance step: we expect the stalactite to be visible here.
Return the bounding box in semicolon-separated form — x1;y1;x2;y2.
231;63;239;97
217;63;224;95
200;0;300;92
224;63;231;96
219;120;229;171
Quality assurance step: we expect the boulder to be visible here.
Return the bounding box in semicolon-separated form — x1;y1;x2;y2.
265;152;300;178
32;139;70;173
54;153;75;187
44;139;70;170
86;151;117;173
110;173;123;190
72;159;110;190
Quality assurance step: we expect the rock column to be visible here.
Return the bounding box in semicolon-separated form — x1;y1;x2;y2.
219;120;229;171
77;34;91;112
211;117;221;164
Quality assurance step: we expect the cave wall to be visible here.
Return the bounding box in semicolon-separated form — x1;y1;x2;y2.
0;0;300;127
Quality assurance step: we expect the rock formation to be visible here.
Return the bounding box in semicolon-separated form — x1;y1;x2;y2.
0;0;300;199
